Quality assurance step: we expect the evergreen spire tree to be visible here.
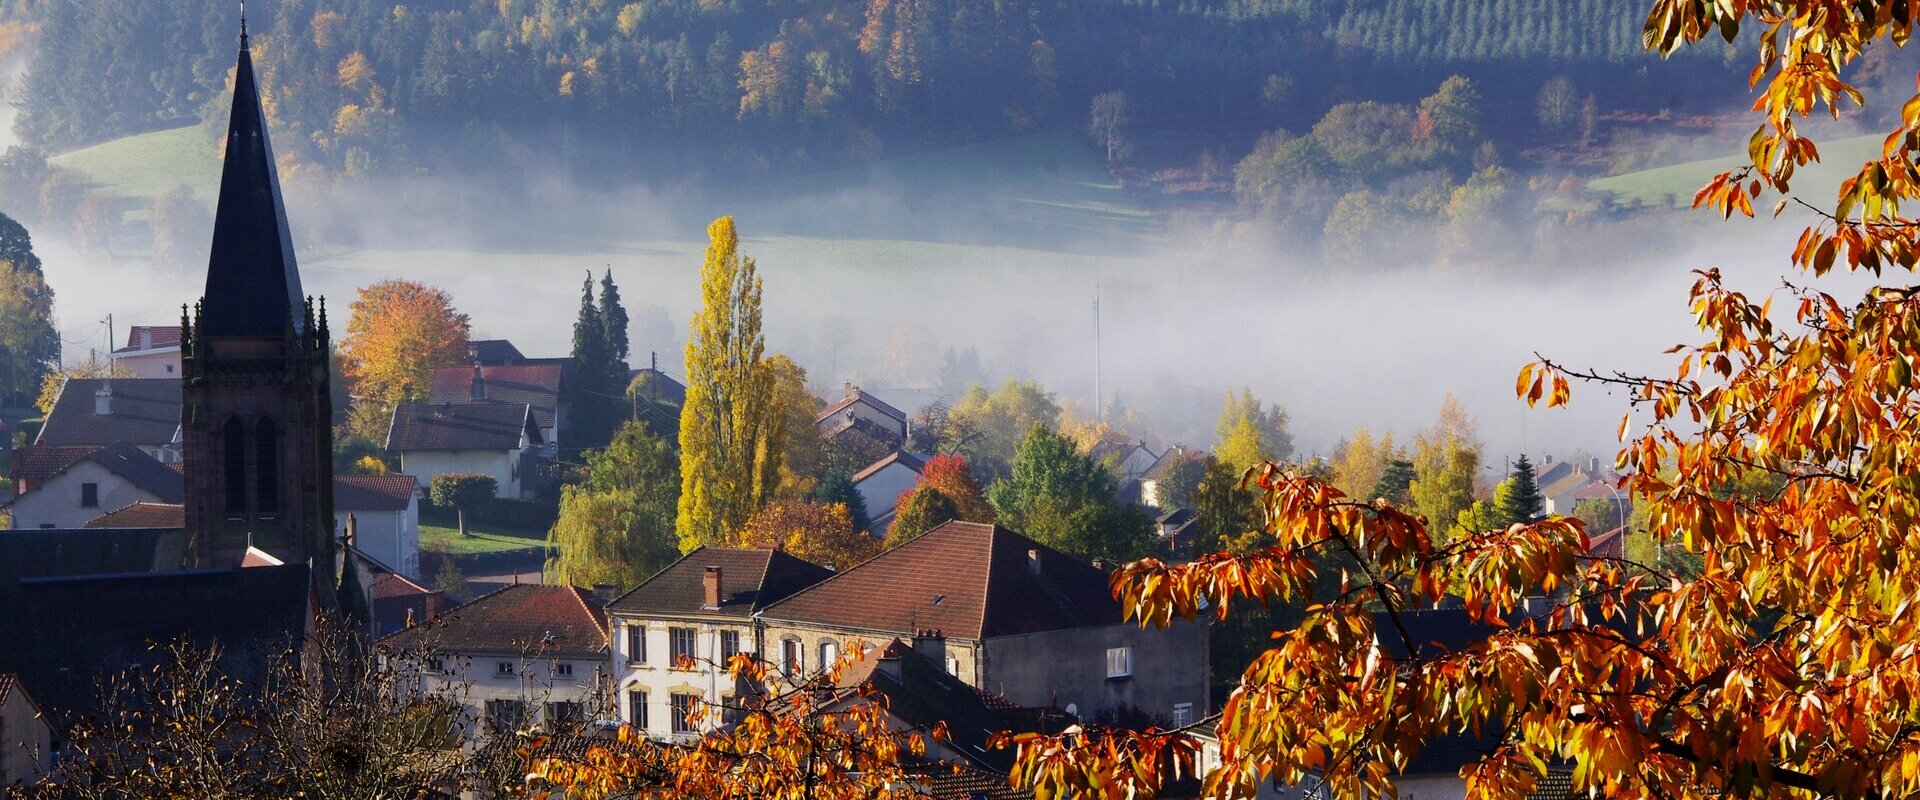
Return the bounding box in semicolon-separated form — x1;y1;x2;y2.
1371;458;1417;505
1494;453;1545;525
599;268;630;370
569;273;610;452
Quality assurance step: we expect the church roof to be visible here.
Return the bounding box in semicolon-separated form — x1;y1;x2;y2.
201;37;303;337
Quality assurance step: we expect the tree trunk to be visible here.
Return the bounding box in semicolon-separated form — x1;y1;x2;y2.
458;506;469;538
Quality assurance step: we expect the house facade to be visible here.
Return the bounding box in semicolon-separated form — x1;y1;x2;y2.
5;443;184;530
430;362;567;449
110;326;183;379
853;450;924;534
757;521;1210;726
815;384;909;443
605;547;832;741
335;475;422;579
385;402;544;499
381;584;609;742
0;675;51;788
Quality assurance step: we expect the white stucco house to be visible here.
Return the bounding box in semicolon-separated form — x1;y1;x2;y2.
384;402;545;499
4;442;183;530
853;450;924;536
0;674;52;788
109;326;183;379
604;547;833;741
815;384;909;443
335;474;423;579
380;584;608;743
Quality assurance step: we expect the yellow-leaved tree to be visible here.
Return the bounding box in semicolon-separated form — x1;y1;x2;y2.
677;217;786;551
1007;3;1920;799
336;279;470;416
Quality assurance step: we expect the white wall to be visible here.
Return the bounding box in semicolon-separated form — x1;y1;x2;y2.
337;498;420;578
7;461;164;529
417;651;605;743
398;450;523;499
0;686;51;787
117;350;180;380
609;615;753;741
855;462;919;520
821;400;906;441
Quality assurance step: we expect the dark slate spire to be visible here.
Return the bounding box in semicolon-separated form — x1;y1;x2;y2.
202;22;304;338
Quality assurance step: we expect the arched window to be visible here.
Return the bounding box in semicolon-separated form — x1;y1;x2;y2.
222;417;246;517
255;418;278;516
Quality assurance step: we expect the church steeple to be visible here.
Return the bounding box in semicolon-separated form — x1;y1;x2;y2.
202;18;303;338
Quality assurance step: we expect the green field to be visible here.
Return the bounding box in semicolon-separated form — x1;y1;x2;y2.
49;126;221;203
419;520;549;556
1587;132;1884;209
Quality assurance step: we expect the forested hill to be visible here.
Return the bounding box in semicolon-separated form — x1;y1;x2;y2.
15;0;1732;178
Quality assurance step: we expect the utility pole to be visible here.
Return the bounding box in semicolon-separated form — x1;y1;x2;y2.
1092;272;1103;420
102;313;114;370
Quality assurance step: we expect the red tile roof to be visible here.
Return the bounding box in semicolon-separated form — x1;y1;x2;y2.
12;444;98;482
113;325;182;354
853;450;926;483
84;501;185;529
335;475;419;512
759;522;1123;640
1586;526;1627;560
380;583;608;656
429;363;563;430
608;547;833;619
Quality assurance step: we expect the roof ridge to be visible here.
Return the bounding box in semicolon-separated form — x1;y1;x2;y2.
975;522;999;641
757;524;946;617
606;546;708;608
562;583;610;643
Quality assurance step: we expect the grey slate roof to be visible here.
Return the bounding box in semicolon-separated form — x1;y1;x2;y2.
72;441;186;504
471;339;527;365
608;547;833;619
385;402;541;452
37;378;181;448
202;40;303;337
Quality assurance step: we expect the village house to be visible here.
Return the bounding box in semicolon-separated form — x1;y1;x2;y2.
1138;446;1199;509
335;474;423;578
5;442;183;530
817;383;909;443
385;402;545;499
0;674;52;788
756;521;1211;726
470;339;527;365
853;449;924;536
35;378;182;463
382;584;609;742
605;547;833;741
430;362;567;449
110;325;183;379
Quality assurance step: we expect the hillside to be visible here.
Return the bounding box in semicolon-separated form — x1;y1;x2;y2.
1587;132;1883;209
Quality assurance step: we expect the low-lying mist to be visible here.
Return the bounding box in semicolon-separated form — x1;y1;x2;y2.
32;126;1847;467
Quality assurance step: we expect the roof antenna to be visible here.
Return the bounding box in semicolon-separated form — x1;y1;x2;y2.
239;0;250;50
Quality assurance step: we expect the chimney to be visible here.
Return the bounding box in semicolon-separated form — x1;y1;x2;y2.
1026;548;1041;576
1588;456;1602;477
593;583;618;605
912;629;945;667
470;361;486;401
702;566;722;610
94;385;113;416
651;351;658;372
844;381;857;399
877;646;904;683
138;327;152;350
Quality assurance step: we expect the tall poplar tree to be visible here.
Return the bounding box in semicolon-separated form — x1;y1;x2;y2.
677;217;785;550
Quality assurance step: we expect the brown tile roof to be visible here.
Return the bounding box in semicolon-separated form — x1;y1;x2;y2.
822;416;906;451
1586;525;1627;559
380;583;608;656
36;378;181;448
608;547;833;618
759;522;1124;640
12;444;98;482
84;501;185;529
113;325;182;353
335;475;419;512
385;402;541;452
853;450;925;483
429;363;563;430
817;388;907;425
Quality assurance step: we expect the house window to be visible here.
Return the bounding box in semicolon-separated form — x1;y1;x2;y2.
719;630;740;663
670;693;699;735
554;662;573;678
627;624;646;664
496;661;516;676
485;699;527;734
80;482;98;508
670;627;696;667
628;689;648;729
819;640;838;670
255;417;278;516
1105;647;1132;680
222;417;246;516
165;364;174;374
1172;703;1194;728
546;701;585;727
720;693;743;725
427;657;446;673
781;638;803;675
945;656;960;676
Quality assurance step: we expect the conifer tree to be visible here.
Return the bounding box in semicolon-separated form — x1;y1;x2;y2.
677;217;784;550
1493;453;1544;525
599;268;630;369
568;273;613;452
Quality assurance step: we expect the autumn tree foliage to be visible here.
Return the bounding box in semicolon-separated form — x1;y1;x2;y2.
526;643;936;800
337;279;470;410
731;499;879;571
548;423;681;589
678;217;786;551
1009;5;1920;799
